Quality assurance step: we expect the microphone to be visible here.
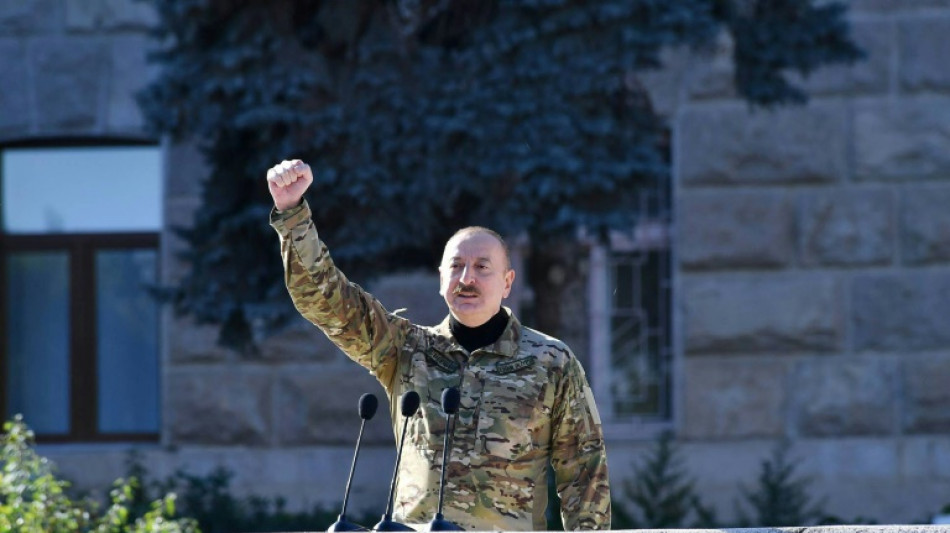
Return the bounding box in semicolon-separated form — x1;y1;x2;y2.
373;390;422;531
328;393;379;532
426;387;463;532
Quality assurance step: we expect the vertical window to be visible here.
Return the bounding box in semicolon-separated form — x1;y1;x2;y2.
589;175;673;435
5;251;71;434
1;144;162;442
605;242;672;420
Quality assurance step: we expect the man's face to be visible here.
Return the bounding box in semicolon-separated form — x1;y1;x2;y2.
439;231;515;328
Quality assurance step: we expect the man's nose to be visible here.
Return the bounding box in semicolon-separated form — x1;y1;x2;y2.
459;265;477;284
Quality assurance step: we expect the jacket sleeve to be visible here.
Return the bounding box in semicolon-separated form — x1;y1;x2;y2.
270;200;407;389
551;355;611;530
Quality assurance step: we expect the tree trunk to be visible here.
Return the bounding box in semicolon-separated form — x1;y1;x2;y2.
525;239;587;356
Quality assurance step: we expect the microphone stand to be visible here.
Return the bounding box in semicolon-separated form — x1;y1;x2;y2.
328;393;378;532
426;388;463;532
374;391;420;531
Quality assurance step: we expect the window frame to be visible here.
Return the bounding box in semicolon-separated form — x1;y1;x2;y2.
587;128;676;440
589;232;675;441
0;138;162;443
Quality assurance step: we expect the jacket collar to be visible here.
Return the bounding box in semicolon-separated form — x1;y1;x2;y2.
432;306;521;358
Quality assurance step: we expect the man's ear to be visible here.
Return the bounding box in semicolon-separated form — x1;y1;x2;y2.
503;269;516;297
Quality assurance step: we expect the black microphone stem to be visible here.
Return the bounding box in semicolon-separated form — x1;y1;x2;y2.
435;414;455;517
383;417;411;519
427;387;462;531
340;419;366;518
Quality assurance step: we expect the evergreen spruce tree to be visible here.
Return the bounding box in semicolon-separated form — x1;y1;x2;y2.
736;441;825;527
138;0;863;349
612;431;716;528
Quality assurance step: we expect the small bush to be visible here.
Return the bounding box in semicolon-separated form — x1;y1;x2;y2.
0;415;198;533
735;440;825;527
124;453;375;533
612;431;716;529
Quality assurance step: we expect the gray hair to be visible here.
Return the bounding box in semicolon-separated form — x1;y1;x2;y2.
445;226;511;270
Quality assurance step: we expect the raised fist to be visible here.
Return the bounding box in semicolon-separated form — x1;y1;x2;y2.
266;159;313;211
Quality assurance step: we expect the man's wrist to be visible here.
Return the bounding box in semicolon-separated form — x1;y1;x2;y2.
270;200;310;229
275;198;303;213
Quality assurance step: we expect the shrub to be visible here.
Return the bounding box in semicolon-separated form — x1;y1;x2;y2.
0;415;198;533
735;440;825;527
612;431;716;529
124;453;374;533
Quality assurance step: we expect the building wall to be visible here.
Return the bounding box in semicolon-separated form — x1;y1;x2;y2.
628;0;950;522
2;0;950;524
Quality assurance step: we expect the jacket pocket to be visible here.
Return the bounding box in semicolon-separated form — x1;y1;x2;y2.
475;359;551;461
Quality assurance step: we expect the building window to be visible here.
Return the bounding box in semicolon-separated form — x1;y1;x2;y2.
589;181;672;437
1;143;162;442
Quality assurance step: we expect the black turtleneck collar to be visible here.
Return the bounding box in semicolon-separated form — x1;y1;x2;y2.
450;308;509;354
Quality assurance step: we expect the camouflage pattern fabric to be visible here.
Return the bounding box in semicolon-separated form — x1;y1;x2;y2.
271;201;610;531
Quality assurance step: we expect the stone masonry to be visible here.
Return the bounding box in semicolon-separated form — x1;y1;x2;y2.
665;0;950;521
2;0;950;525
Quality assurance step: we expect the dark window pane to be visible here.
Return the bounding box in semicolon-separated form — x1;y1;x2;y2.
5;252;70;434
609;250;671;420
96;249;159;433
611;261;637;309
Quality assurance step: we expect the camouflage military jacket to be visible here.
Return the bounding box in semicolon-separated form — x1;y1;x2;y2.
271;202;610;531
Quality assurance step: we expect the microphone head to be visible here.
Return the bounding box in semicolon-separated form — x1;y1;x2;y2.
441;387;460;415
400;390;421;418
358;393;379;420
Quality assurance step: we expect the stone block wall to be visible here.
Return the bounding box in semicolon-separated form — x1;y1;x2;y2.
672;0;950;443
634;0;950;521
0;0;155;139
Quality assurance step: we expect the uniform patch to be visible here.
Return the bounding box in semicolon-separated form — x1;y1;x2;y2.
492;356;537;375
426;351;460;373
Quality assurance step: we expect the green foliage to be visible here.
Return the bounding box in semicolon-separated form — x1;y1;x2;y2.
138;0;863;349
95;480;200;533
719;0;865;105
612;431;716;529
124;454;374;533
735;440;825;527
156;466;341;533
0;415;91;532
0;416;198;533
611;433;876;528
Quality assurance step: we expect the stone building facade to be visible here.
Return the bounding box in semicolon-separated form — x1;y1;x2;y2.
1;0;949;525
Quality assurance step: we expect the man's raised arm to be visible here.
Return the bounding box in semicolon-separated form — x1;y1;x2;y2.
267;160;406;389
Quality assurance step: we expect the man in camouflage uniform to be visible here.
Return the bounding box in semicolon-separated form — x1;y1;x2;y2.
267;159;610;531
